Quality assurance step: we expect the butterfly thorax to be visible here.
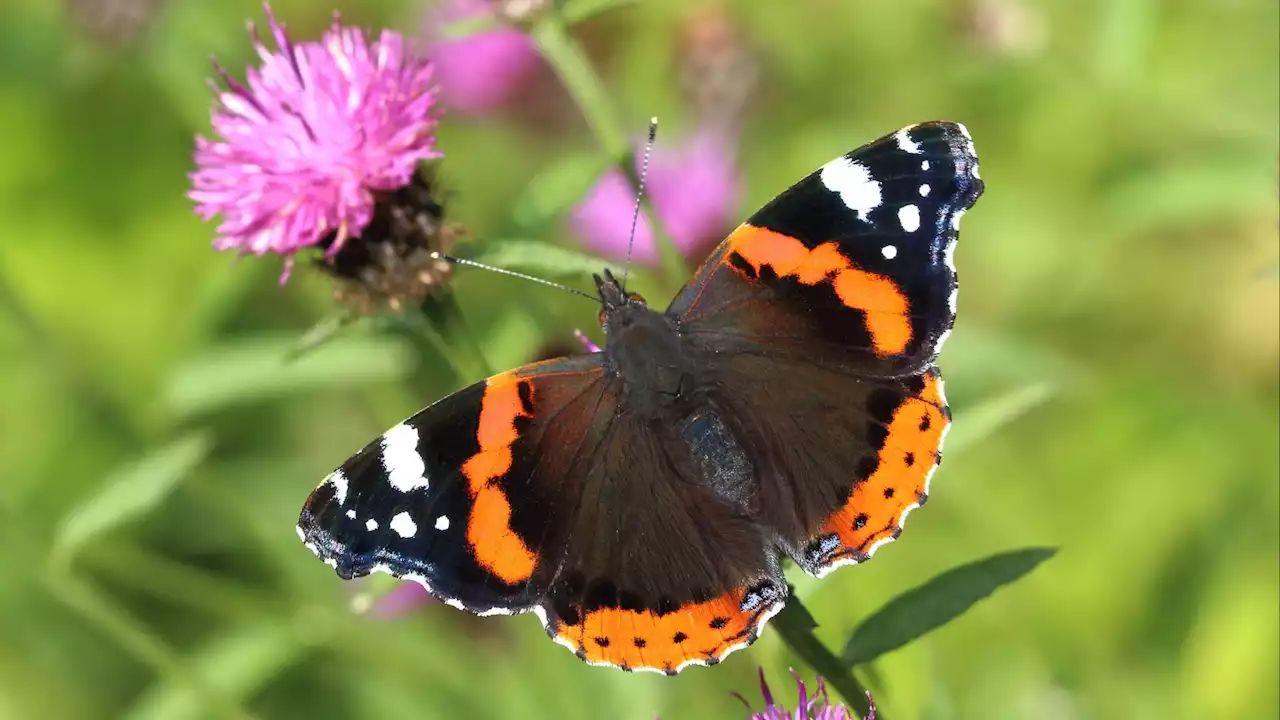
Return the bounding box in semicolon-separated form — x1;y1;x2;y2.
594;270;693;416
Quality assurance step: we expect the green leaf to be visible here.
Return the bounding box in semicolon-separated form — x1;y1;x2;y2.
944;382;1057;457
510;151;610;229
562;0;640;24
842;547;1057;668
460;240;614;279
124;616;319;720
54;433;212;564
165;335;414;419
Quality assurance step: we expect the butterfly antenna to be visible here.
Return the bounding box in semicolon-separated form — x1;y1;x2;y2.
429;252;601;304
620;117;658;292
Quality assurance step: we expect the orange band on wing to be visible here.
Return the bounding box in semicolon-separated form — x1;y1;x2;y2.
726;224;912;355
460;372;538;584
553;584;782;673
820;369;947;557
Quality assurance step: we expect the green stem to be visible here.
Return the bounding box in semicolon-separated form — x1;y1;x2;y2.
420;292;493;378
773;598;880;719
529;13;627;161
530;10;689;289
381;303;475;390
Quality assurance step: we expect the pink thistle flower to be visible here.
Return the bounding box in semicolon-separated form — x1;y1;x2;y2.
421;0;542;115
570;129;741;266
736;669;875;720
189;4;442;282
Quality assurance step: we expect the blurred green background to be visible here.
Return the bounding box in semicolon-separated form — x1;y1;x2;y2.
0;0;1276;718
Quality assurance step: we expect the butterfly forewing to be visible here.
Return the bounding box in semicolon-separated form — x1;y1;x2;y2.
669;121;980;571
669;121;981;377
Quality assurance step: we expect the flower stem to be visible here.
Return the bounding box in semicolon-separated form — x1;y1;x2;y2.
420;292;493;378
529;13;627;162
773;597;881;719
530;10;689;288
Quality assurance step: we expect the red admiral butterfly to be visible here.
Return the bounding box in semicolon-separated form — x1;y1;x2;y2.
298;122;983;674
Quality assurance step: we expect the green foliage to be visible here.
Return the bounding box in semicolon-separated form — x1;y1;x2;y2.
842;548;1057;668
165;335;415;419
460;240;617;279
509;151;612;230
54;434;213;564
0;0;1276;718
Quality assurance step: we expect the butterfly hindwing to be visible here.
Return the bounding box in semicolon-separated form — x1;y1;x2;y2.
695;354;951;576
669;121;982;377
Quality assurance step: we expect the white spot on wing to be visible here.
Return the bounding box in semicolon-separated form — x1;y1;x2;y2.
365;518;379;531
381;424;429;492
936;327;953;352
345;509;356;519
435;515;450;531
390;511;417;538
898;204;921;233
819;157;881;220
881;245;898;259
919;184;930;197
921;160;930;171
895;127;922;154
327;470;349;505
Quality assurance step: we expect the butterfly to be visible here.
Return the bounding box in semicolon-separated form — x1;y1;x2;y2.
298;122;983;675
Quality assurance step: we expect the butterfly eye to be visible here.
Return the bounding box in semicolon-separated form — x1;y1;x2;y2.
598;307;608;328
628;292;647;305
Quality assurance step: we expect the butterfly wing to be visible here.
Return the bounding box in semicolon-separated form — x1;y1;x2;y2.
669;121;981;575
698;356;950;576
298;354;786;673
669;121;981;378
297;355;609;613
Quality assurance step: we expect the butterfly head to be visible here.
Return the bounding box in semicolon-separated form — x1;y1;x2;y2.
594;268;649;326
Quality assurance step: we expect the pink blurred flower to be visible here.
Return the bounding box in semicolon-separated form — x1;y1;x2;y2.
570;130;741;265
366;580;439;619
189;5;442;281
737;670;875;720
421;0;542;115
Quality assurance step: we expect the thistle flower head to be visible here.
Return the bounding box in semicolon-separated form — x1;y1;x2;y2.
738;669;875;720
189;4;442;280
